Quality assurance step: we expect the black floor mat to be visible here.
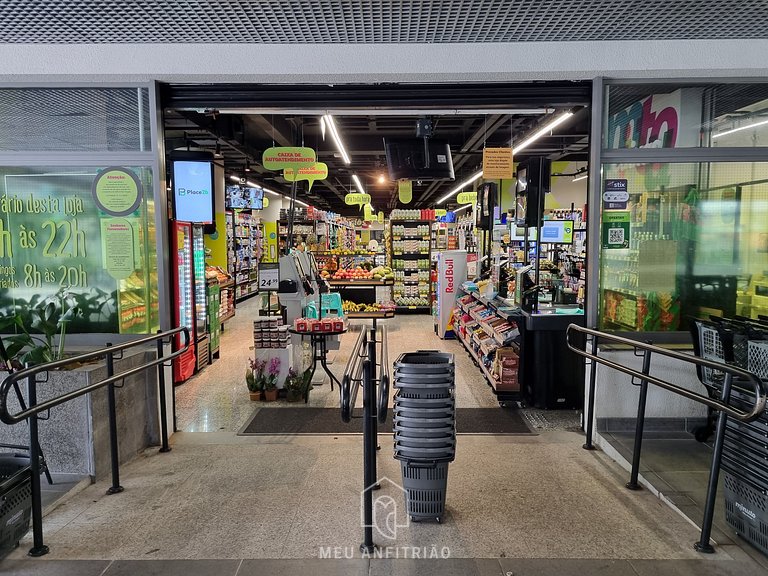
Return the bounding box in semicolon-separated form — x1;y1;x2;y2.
238;407;533;435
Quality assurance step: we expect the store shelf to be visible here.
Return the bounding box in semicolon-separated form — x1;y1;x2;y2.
392;251;430;257
395;305;430;311
345;310;395;320
328;279;394;287
219;309;236;323
456;328;500;388
218;280;235;289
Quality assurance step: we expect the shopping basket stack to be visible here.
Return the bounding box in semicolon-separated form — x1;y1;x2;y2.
392;351;455;523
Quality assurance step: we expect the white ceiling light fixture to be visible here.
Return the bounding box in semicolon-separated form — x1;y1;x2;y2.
572;173;588;182
712;117;768;139
513;110;575;153
294;198;309;208
352;174;366;195
452;204;472;214
324;114;351;165
261;187;281;197
435;170;483;205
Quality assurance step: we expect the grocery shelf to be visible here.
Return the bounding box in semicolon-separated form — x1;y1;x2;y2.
218;279;235;289
219;309;236;323
345;310;395;319
328;279;394;287
394;305;430;311
456;328;500;388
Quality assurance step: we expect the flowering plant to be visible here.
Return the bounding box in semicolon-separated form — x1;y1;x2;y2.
246;358;266;393
264;357;281;391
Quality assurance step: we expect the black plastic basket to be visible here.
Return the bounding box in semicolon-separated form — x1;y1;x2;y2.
0;454;32;559
394;352;455;374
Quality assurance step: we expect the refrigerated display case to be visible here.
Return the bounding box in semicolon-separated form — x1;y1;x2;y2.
434;250;468;338
172;222;197;384
192;225;210;369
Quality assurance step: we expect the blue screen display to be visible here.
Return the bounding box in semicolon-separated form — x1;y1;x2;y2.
173;160;213;223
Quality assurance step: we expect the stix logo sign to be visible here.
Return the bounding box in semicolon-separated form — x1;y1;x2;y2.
607;91;683;150
445;259;454;294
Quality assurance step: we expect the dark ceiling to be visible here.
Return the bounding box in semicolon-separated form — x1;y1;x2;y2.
162;81;591;214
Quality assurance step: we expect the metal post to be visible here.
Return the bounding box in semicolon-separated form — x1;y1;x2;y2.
627;349;652;490
360;355;376;554
157;332;171;453
105;344;124;495
583;334;599;450
695;373;733;553
26;372;48;557
368;327;380;489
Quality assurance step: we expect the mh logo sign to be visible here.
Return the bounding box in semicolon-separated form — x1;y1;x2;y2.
607;91;684;150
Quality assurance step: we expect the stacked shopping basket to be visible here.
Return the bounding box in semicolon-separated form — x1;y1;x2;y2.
392;351;456;523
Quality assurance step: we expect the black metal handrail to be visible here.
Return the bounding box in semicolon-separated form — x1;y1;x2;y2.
340;327;367;423
0;326;190;558
566;323;768;554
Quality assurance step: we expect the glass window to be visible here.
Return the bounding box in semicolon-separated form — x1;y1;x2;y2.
598;162;768;332
0;165;159;334
0;88;152;152
604;83;768;149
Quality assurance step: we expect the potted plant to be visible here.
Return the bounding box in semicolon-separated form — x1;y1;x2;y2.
246;358;265;401
284;368;303;402
262;357;281;402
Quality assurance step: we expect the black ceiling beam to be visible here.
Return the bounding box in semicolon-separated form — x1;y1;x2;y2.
161;81;591;111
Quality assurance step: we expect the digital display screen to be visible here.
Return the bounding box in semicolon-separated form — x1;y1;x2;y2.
539;220;574;244
247;186;264;210
226;185;264;210
173;160;214;223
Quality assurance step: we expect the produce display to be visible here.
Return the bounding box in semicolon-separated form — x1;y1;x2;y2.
323;264;394;281
342;300;396;313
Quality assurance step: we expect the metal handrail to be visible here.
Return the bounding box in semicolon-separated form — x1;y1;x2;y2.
0;327;191;425
378;325;389;424
340;327;367;423
565;325;767;422
0;326;190;557
565;323;768;555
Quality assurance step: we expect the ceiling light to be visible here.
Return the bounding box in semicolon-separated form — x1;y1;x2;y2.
261;187;281;197
712;118;768;139
378;174;386;184
214;108;552;116
244;161;251;172
352;174;366;194
452;204;472;214
572;174;588;182
229;175;240;183
436;170;483;205
294;198;309;208
324;114;351;165
513;111;575;153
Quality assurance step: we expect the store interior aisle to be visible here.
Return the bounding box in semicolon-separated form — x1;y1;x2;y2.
174;298;499;433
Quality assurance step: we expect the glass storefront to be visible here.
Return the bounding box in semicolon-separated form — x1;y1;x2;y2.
597;81;768;335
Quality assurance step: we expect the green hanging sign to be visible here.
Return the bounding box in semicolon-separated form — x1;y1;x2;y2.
363;204;374;221
435;209;447;217
457;191;477;205
262;147;316;171
283;162;328;191
377;211;385;224
344;193;371;207
398;180;413;204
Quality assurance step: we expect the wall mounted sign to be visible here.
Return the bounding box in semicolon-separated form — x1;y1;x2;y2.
101;218;137;280
398;180;413;204
482;148;513;179
601;211;630;249
344;193;371;207
457;191;477;205
283;162;328;191
92;167;143;216
262;147;317;171
603;179;629;210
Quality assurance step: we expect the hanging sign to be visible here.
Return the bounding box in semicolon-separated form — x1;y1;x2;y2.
435;209;447;217
377;211;385;224
398;180;413;204
262;196;270;208
601;211;630;249
258;263;280;291
262;147;316;171
344;193;371;207
283;162;328;191
482;148;513;179
457;191;477;205
363;204;374;221
603;179;629;210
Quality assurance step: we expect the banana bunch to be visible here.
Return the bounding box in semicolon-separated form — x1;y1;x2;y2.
342;300;381;313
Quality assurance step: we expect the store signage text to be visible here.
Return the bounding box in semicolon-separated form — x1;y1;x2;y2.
603;179;629;210
606;93;680;149
457;192;477;205
262;147;317;171
344;193;371;207
445;259;454;294
283;162;329;191
482;148;513;179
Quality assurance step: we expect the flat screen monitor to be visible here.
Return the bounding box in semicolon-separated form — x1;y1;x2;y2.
247;186;264;210
172;160;214;224
225;184;248;209
539;220;574;244
384;138;455;181
515;166;528;226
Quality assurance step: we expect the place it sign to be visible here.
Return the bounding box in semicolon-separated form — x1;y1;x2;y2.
398;180;413;204
457;191;477;205
603;179;629;210
262;147;316;171
283;162;328;191
344;193;371;207
482;148;513;179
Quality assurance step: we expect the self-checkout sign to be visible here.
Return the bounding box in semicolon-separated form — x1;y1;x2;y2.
258;263;279;291
603;179;629;209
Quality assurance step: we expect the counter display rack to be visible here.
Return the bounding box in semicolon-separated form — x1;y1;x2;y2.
453;288;522;405
390;220;432;311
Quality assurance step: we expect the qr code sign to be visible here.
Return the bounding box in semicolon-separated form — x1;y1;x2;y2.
608;227;625;245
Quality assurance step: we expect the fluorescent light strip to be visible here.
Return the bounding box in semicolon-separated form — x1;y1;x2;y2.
513;111;574;153
324;114;351;165
712;118;768;139
572;174;588;182
436;170;483;205
452;204;471;214
352;174;366;194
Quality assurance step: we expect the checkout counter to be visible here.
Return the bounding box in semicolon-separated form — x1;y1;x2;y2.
512;266;585;409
